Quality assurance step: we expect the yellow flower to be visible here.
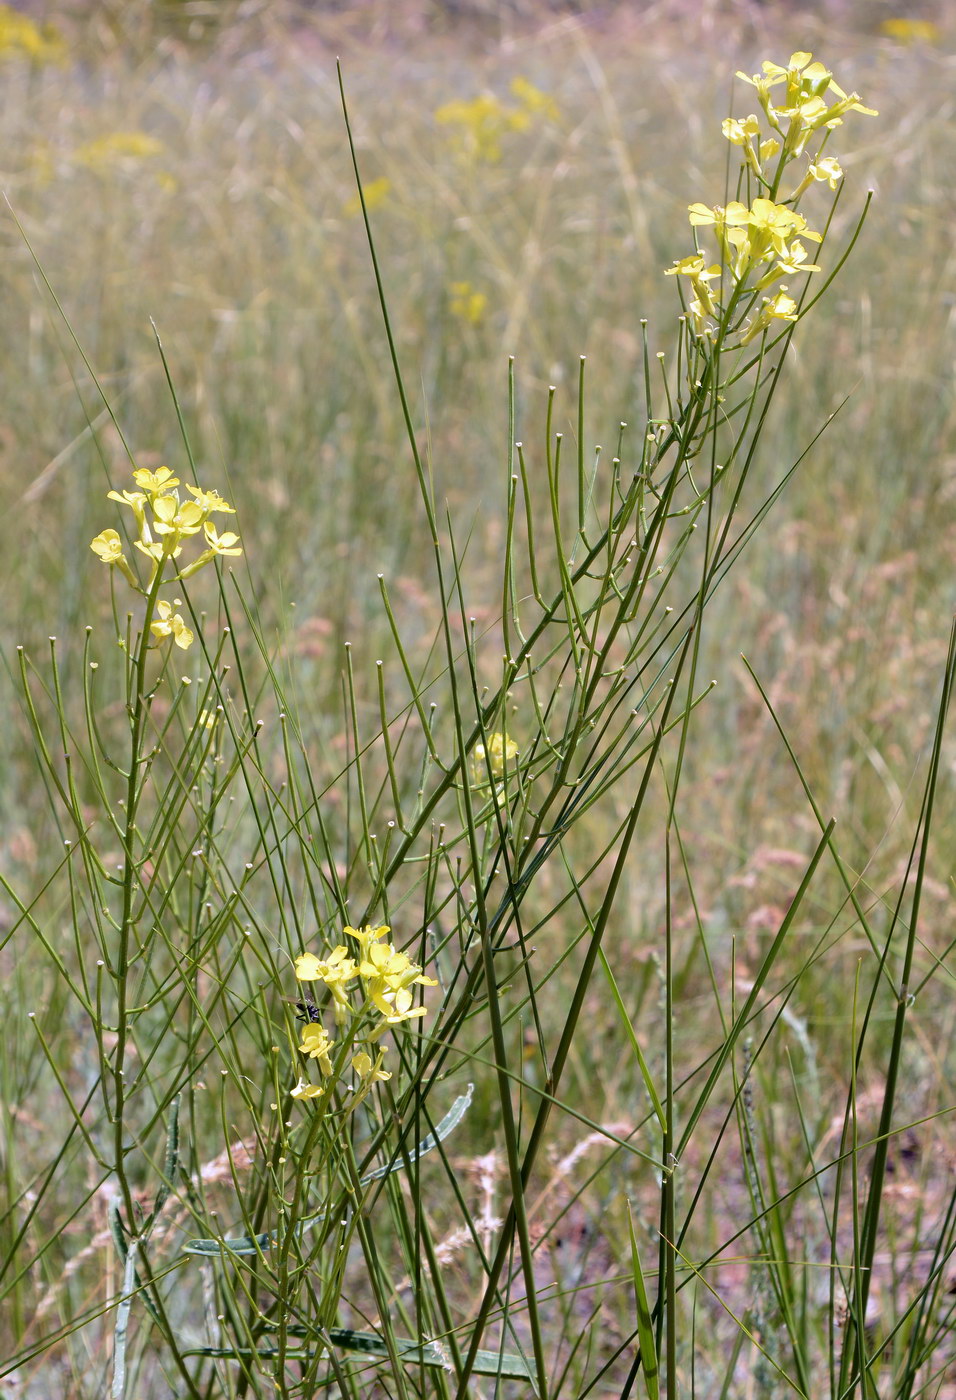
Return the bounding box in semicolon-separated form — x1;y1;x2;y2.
740;290;799;344
664;254;723;317
812;83;877;123
90;529;125;566
722;114;760;145
149;598;194;650
435;80;558;164
153;495;205;539
688;200;750;231
323;945;358;980
449;281;488;325
133;466;179;498
473;731;519;782
359;940;416;986
766;289;799;321
177;523;243;580
90;529;140;590
295;946;357;988
746;198;821;262
754;239;821;290
185;483;235;515
296;946;358;1024
352;1049;391;1083
201;521;242;556
808;156;843;190
369;984;428;1029
722;114;764;175
290;1078;325;1100
342;176;391;218
296;946;323;980
96;468;241;598
773;240;821;275
299;1023;335;1075
358;937;438;1000
295;952;323;981
343;923;391;956
665;254;711;279
757;52;832;102
687;201;751;264
310;924;444;1036
774;96;836;157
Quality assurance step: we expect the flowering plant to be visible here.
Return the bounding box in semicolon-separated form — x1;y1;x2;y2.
666;51;876;343
90;465;241;650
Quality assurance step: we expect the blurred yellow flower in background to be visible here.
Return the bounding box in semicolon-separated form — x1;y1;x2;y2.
343;176;391;218
74;131;165;174
435;93;512;163
879;17;939;44
436;77;559;163
0;5;66;66
449;281;488;325
510;76;560;122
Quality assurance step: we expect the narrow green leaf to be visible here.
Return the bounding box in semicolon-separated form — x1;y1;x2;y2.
182;1328;536;1383
626;1199;660;1400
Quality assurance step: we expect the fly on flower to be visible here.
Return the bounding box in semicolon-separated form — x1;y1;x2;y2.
282;991;322;1024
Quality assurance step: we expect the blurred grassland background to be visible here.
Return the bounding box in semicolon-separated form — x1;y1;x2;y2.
5;0;955;892
2;0;956;1379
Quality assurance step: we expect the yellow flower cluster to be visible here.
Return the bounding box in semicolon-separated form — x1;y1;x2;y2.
289;924;438;1104
471;730;519;784
90;467;241;651
666;52;877;343
0;4;66;66
435;76;559;164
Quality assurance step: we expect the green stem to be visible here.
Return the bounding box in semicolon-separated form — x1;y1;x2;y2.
111;562;168;1219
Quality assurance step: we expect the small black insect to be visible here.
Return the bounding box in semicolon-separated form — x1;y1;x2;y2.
282;992;322;1024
